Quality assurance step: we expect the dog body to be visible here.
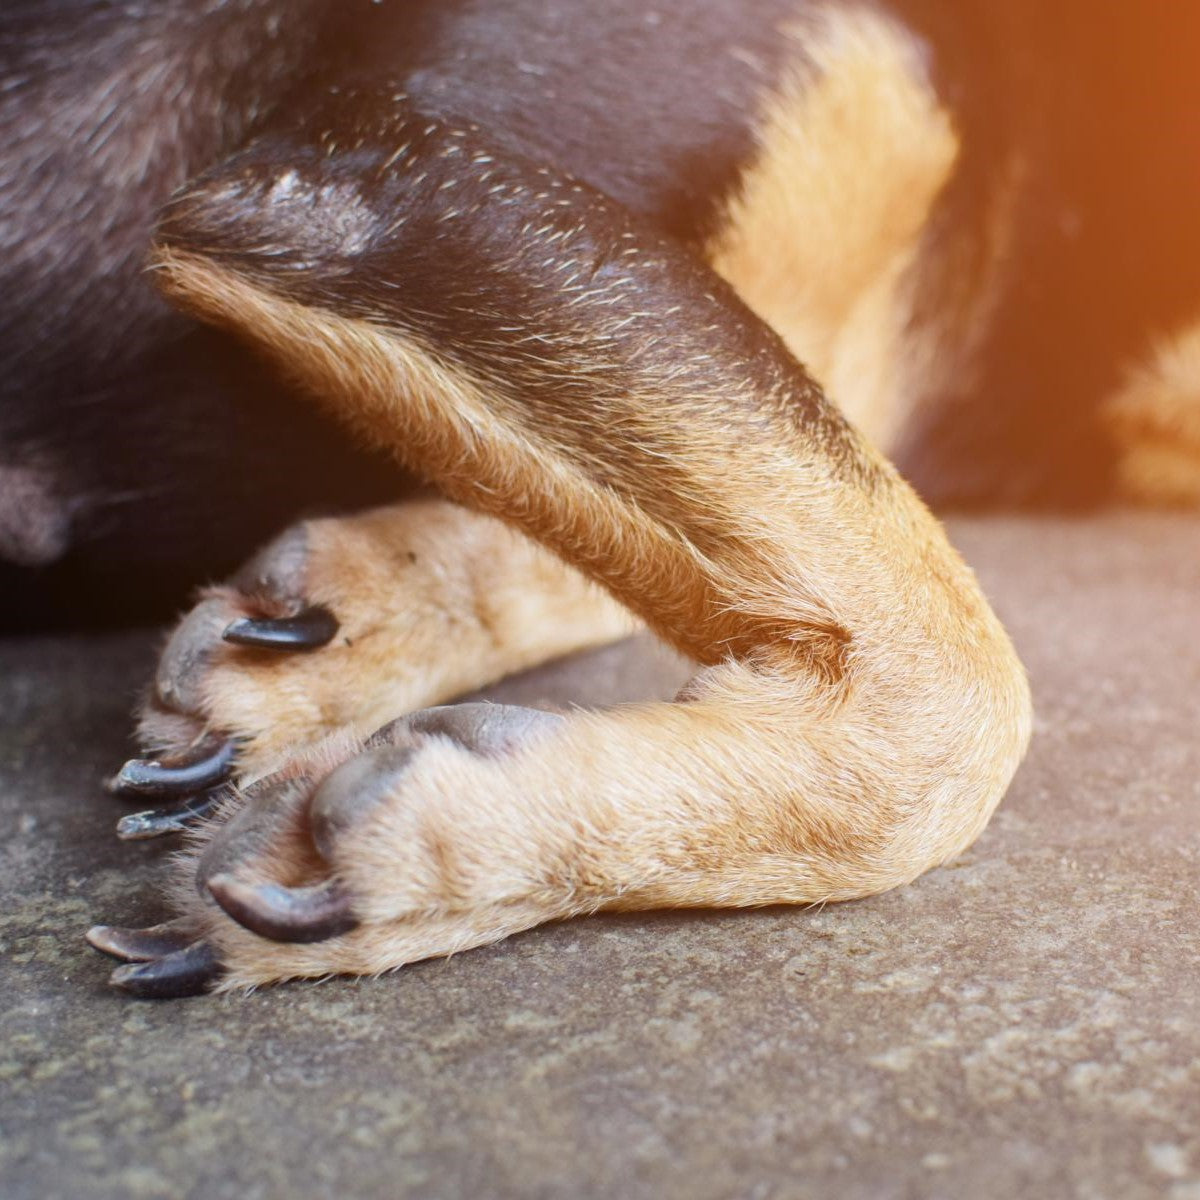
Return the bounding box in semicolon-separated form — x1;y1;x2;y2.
2;1;1196;993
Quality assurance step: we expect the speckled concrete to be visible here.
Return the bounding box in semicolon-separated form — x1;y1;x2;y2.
2;514;1199;1200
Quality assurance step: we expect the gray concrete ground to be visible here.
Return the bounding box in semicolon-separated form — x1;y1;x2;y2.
2;514;1198;1200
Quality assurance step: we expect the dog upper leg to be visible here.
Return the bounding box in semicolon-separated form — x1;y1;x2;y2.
98;89;1032;990
147;104;1027;797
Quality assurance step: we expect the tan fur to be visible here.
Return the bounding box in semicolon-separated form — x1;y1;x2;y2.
1105;320;1200;505
707;8;959;450
151;243;1031;991
139;500;637;781
152;248;836;667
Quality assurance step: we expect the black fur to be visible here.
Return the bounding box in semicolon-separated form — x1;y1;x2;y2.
0;0;402;628
2;0;1196;627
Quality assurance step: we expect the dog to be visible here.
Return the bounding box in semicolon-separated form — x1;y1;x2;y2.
3;1;1197;996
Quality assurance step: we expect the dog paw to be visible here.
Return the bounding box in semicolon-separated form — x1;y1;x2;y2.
90;703;570;996
125;512;360;785
111;500;636;842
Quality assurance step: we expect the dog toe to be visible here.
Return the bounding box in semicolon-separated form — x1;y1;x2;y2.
207;876;357;944
108;733;238;801
114;790;225;841
222;605;339;652
109;941;224;999
86;919;197;963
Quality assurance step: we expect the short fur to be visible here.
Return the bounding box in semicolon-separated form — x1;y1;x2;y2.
708;8;959;450
2;0;1195;992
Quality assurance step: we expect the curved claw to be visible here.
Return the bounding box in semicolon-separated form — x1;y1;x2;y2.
208;875;358;944
87;919;196;962
109;940;223;998
223;605;339;652
109;734;237;801
115;791;223;841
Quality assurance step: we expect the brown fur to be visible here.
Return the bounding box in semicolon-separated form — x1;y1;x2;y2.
150;228;1030;988
707;8;959;451
137;500;636;782
1105;320;1200;505
117;7;1048;990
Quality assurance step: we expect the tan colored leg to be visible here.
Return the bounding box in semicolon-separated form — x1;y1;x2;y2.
136;498;637;781
1104;318;1200;505
99;101;1031;993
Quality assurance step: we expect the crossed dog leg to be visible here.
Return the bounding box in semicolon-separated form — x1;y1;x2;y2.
92;110;1030;994
120;498;635;814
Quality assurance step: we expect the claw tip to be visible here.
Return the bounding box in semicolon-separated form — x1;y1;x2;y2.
85;925;112;951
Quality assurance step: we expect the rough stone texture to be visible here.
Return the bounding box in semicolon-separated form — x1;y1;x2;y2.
2;513;1198;1200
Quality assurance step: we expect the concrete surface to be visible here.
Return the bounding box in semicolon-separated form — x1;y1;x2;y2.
2;513;1198;1200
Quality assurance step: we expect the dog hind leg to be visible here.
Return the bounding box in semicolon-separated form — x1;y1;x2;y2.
106;108;1030;991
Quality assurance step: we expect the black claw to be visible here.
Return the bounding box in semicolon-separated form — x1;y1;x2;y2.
109;735;237;801
109;941;223;998
86;920;195;962
208;875;358;944
223;605;339;652
115;791;223;841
